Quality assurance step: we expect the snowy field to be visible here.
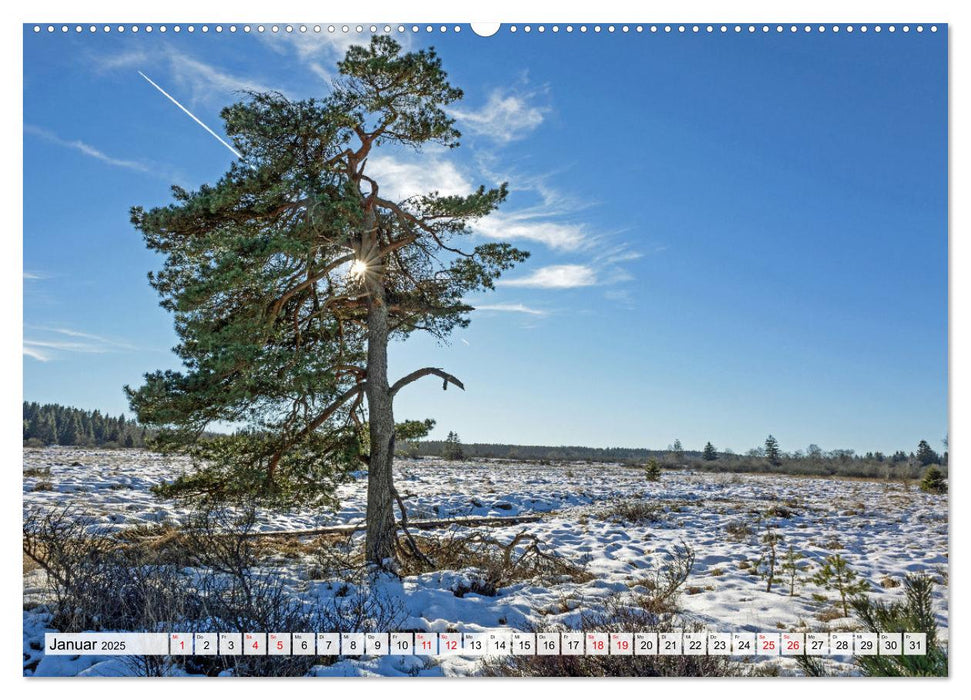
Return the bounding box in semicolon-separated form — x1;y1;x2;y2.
23;447;949;677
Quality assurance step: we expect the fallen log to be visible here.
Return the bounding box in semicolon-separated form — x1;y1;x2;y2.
240;513;544;539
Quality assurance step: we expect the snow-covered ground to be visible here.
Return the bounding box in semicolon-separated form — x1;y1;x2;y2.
23;447;948;677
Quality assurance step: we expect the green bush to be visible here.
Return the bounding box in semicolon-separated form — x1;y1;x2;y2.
645;458;662;482
920;466;947;494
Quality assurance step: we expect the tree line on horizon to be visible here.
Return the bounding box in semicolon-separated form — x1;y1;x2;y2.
23;402;150;448
24;400;946;480
417;433;947;480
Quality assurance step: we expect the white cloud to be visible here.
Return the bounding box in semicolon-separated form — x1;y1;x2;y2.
25;125;149;172
23;271;47;280
22;346;50;362
23;327;136;361
259;30;413;83
368;155;588;251
92;45;272;107
498;265;597;289
367;155;474;201
165;50;273;104
472;303;548;316
23;339;109;353
598;249;644;265
452;88;549;144
473;213;587;252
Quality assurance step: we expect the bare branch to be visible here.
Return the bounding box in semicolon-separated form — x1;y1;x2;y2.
390;367;465;397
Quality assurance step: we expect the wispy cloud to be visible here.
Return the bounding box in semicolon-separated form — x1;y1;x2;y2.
452;87;549;144
23;346;50;362
23;327;136;361
92;45;273;108
370;154;591;252
498;264;598;289
165;51;273;103
259;30;413;84
23;271;48;280
25;125;149;172
472;302;548;316
471;163;596;251
472;213;587;251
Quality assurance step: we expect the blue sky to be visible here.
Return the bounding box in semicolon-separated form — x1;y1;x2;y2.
23;25;947;455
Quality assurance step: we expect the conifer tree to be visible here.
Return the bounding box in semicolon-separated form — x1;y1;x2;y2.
811;554;870;616
442;431;464;461
919;465;947;494
126;37;527;566
645;457;662;481
764;434;781;466
916;440;939;466
670;439;684;464
703;442;718;461
781;544;806;597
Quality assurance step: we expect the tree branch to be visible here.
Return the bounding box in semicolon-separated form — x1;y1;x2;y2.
266;253;356;319
390;367;464;397
267;382;368;476
373;196;474;258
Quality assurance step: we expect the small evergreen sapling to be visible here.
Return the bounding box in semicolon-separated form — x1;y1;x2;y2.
754;525;783;593
811;554;870;617
645;457;662;482
919;465;947;494
781;545;807;597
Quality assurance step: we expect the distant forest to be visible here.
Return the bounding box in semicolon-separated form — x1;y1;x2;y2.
23;402;947;481
416;437;948;480
418;441;670;462
23;402;150;448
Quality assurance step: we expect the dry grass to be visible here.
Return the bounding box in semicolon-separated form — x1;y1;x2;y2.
724;519;753;542
398;529;592;596
598;500;666;525
815;606;845;623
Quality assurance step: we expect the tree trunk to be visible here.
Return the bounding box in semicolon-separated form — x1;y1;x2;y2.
364;270;397;567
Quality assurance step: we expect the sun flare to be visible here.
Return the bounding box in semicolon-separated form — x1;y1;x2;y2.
350;259;369;278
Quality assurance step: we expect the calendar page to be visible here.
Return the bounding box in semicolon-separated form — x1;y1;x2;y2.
21;9;949;681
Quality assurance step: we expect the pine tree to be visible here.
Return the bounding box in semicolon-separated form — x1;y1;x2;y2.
764;434;781;466
781;545;806;597
58;412;82;446
811;554;870;616
645;457;662;481
670;439;684;464
919;465;947;494
442;431;464;461
126;37;528;566
37;412;58;445
916;440;940;466
703;442;718;461
754;525;783;593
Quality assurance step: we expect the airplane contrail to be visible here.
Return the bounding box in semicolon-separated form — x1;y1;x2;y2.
137;71;242;159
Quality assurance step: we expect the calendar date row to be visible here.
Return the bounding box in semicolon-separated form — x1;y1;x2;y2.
45;631;927;657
